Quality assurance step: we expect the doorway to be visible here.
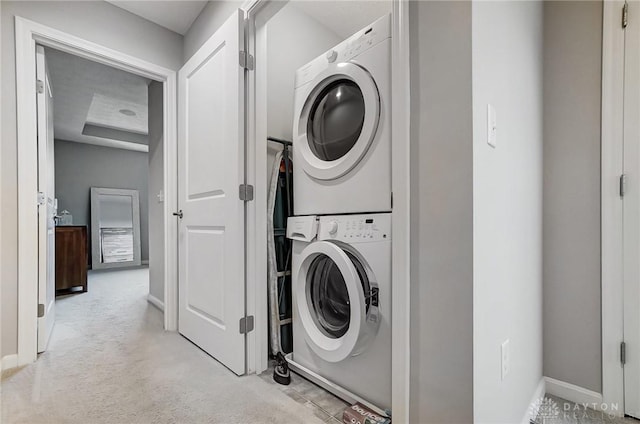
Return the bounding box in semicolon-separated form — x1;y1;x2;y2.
15;17;178;365
602;0;640;417
34;44;166;353
622;0;640;417
243;0;410;419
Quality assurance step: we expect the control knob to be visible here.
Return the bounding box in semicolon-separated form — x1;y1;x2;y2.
327;221;339;235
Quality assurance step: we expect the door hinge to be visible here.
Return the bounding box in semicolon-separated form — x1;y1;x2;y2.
239;51;254;70
239;315;254;334
37;191;46;206
38;303;45;318
620;174;627;197
621;341;627;365
36;79;44;94
239;184;254;201
623;2;629;28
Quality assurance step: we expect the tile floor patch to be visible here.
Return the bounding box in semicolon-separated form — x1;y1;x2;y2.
259;362;350;422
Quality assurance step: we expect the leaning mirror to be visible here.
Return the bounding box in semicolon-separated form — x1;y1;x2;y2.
90;187;141;269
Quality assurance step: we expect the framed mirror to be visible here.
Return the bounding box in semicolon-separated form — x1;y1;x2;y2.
90;187;141;269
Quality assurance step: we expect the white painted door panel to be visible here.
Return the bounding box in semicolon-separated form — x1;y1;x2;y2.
624;0;640;417
37;45;56;353
178;10;246;375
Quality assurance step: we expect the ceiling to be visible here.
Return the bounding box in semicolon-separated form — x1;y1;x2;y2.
105;0;208;35
103;0;391;38
46;47;151;152
289;1;392;38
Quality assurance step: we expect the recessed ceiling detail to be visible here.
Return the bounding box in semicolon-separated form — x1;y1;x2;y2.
82;124;148;145
46;47;151;151
85;93;148;135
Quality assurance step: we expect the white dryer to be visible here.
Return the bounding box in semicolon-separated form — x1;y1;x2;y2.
292;15;391;216
286;214;391;413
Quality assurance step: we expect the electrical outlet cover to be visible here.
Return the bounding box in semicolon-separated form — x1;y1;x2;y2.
501;339;510;380
487;104;497;148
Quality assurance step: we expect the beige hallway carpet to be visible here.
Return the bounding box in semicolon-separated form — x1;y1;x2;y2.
1;268;325;424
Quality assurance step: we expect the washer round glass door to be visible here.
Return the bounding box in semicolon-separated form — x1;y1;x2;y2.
295;63;380;181
295;241;378;362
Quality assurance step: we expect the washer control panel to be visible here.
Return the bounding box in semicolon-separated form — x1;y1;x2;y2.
317;214;391;242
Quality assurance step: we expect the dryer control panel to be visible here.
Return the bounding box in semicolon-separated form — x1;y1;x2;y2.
317;214;391;243
294;14;391;89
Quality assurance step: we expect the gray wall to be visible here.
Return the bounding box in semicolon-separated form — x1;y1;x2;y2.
266;4;341;142
265;4;342;183
1;0;183;356
183;0;242;63
472;2;544;422
54;140;149;263
148;81;165;303
409;2;474;422
543;1;603;393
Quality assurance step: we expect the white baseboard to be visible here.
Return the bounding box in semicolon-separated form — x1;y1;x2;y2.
544;376;604;410
147;293;164;312
522;377;547;424
1;354;18;372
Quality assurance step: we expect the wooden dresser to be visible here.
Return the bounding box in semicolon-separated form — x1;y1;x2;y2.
55;226;88;292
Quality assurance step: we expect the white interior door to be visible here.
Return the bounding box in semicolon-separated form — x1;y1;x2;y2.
36;45;56;353
624;0;640;416
178;10;247;375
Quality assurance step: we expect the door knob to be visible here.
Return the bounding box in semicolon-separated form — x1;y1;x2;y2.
173;210;183;219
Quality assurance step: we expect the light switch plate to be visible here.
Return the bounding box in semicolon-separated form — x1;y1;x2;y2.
487;104;497;148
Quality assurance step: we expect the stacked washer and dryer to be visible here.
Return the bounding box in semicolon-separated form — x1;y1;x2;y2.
285;15;392;414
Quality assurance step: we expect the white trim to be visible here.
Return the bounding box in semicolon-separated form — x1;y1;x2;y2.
15;16;179;365
522;378;546;424
163;71;179;332
66;138;149;153
244;2;261;376
147;294;165;312
545;377;609;412
244;0;288;377
0;2;3;372
391;0;411;422
601;0;626;414
1;354;19;372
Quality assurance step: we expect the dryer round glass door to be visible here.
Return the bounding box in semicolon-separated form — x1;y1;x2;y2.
307;80;365;162
295;241;380;363
295;63;380;181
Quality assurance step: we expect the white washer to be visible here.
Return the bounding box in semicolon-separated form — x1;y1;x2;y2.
292;15;391;216
286;214;391;412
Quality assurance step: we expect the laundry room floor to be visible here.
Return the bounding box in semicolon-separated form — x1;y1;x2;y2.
258;362;350;423
0;268;328;424
533;395;639;424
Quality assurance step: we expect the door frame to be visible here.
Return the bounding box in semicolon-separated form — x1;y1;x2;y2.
243;0;411;420
14;16;179;366
601;0;626;413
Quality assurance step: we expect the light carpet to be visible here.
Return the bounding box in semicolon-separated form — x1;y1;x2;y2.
1;267;325;424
